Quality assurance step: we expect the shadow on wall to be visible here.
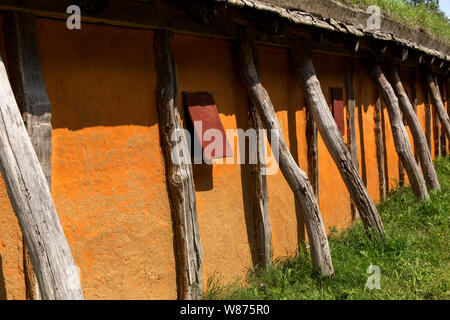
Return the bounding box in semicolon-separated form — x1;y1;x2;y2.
0;256;7;300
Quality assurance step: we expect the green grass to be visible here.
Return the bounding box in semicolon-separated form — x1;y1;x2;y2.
205;156;450;300
342;0;450;42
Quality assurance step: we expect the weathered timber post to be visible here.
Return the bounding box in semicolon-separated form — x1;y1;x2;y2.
426;72;450;140
374;97;387;202
367;62;429;200
154;30;203;299
345;58;360;220
234;33;333;276
4;11;54;300
425;91;432;152
249;105;272;267
305;104;319;198
442;76;449;155
387;64;440;190
0;36;83;301
410;70;420;166
432;104;441;157
291;43;385;239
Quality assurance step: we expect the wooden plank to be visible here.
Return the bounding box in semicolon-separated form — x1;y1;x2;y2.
374;97;387;202
426;72;450;141
154;30;203;299
248;104;272;267
3;11;53;300
345;58;359;219
388;64;440;190
291;42;385;239
235;33;333;276
0;40;83;300
367;62;429;199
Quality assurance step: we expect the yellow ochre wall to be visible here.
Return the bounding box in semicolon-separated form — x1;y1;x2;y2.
0;18;445;299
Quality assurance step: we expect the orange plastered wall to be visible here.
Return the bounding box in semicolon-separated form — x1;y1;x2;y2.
36;19;176;299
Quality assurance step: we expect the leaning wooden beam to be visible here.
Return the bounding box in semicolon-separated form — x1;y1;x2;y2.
249;105;272;267
374;98;387;202
0;43;83;300
345;58;360;219
426;72;450;140
3;11;53;300
235;34;333;276
388;64;440;190
291;43;385;239
153;30;203;299
367;62;429;199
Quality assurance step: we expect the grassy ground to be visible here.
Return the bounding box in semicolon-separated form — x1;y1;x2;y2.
342;0;450;42
206;156;449;300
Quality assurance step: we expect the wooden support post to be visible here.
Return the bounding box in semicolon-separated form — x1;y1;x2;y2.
410;70;420;166
442;76;449;155
346;58;359;219
433;103;441;157
425;91;432;153
305;104;319;198
235;33;333;276
291;43;385;239
3;11;54;300
0;37;83;301
249;105;272;267
387;64;440;190
426;72;450;140
374;98;387;202
367;62;429;200
154;30;203;299
434;75;447;156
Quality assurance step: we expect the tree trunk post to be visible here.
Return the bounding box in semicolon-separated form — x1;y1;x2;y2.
249;104;272;267
425;91;432;153
234;33;334;276
305;103;319;198
374;97;387;202
3;11;52;300
291;43;385;239
0;35;83;301
367;62;429;200
387;64;440;190
426;72;450;140
154;30;203;299
346;58;360;220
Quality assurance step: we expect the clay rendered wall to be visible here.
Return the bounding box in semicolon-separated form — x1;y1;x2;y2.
0;17;442;299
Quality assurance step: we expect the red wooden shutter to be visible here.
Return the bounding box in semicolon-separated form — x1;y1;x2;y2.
330;88;345;136
182;92;233;162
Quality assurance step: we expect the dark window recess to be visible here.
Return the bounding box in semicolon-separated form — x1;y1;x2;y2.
182;92;233;163
330;87;345;136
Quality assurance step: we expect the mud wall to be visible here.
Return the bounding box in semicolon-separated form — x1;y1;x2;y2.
0;18;445;299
